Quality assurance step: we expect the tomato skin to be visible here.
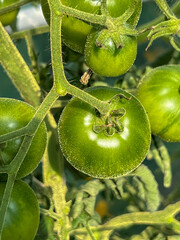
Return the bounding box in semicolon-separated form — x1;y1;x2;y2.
137;65;180;142
0;0;20;26
0;180;39;240
58;86;151;178
0;98;47;179
41;0;141;53
84;30;137;77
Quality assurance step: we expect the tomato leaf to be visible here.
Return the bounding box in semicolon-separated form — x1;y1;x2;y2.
133;165;160;212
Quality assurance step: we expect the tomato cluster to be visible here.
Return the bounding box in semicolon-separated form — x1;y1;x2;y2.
1;1;180;239
41;0;141;77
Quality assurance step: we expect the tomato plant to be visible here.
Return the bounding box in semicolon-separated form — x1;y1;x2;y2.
58;86;151;178
84;30;137;77
1;0;180;239
0;98;47;179
0;180;39;240
137;65;180;142
0;0;20;26
41;0;141;53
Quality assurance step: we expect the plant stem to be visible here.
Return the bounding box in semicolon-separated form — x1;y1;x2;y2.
48;0;111;115
0;88;58;144
11;25;49;40
25;33;40;82
59;4;106;26
137;1;180;43
27;87;59;132
0;22;41;107
0;174;16;239
0;0;32;15
0;136;34;239
70;202;180;236
0;89;59;238
48;0;106;27
85;223;97;240
0;166;10;173
0;126;28;143
66;84;111;115
43;112;70;240
155;0;175;19
48;0;68;96
40;208;61;221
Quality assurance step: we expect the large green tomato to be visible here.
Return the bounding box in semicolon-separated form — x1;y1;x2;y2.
84;30;137;77
137;65;180;142
0;0;20;26
58;86;151;178
0;180;39;240
41;0;141;53
0;98;47;179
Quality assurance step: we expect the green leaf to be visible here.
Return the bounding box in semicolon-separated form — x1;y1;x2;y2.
151;136;172;188
133;165;160;212
71;179;105;223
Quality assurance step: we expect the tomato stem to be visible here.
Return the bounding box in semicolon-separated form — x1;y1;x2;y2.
0;87;58;144
0;174;16;239
66;84;111;115
137;1;180;43
48;0;111;114
154;0;176;20
58;2;107;26
0;89;60;238
25;33;40;82
0;0;31;16
84;222;96;240
11;25;49;40
70;201;180;235
0;126;28;144
27;87;59;132
48;0;68;96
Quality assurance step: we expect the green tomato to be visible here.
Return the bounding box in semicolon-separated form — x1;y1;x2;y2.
84;30;137;77
58;86;151;178
0;98;47;179
0;180;39;240
41;0;141;53
0;0;20;26
137;65;180;142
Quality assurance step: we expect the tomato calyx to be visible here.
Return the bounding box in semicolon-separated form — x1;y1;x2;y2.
146;18;180;51
95;26;137;51
0;143;7;166
93;94;132;136
93;108;126;136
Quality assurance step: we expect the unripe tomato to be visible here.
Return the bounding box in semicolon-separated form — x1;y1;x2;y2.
41;0;141;53
0;180;39;240
84;30;137;77
58;86;151;179
0;98;47;179
137;65;180;142
0;0;20;26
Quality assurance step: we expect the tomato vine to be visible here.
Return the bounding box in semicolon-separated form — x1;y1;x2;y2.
0;0;180;239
